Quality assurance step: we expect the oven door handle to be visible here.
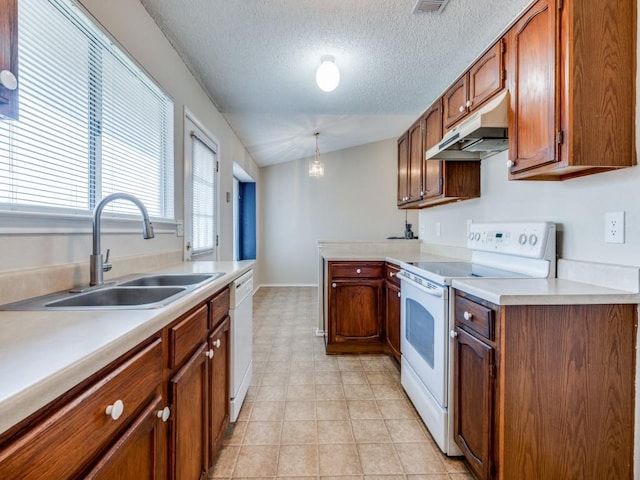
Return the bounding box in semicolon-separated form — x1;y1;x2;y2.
397;271;444;298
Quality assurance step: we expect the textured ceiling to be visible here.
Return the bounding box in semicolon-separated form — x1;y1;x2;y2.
139;0;532;166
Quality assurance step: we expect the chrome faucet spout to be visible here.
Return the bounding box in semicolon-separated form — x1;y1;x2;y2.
90;193;155;286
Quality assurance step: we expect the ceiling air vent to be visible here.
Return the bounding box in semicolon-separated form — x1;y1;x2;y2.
413;0;450;14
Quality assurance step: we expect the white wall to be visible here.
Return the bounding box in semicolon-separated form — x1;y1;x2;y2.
418;151;640;267
258;139;419;285
0;0;260;280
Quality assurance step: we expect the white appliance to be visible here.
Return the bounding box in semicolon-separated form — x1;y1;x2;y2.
229;269;253;422
398;221;556;455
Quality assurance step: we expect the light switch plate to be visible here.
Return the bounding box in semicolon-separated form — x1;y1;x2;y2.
605;212;624;244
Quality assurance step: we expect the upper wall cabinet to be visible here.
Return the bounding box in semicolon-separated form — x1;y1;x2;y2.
507;0;636;180
443;40;505;131
0;0;18;120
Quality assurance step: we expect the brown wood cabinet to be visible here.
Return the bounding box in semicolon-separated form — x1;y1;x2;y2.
422;100;443;199
443;41;505;131
384;263;401;361
0;280;236;480
397;120;424;206
0;0;18;120
507;0;636;180
452;290;636;479
327;261;385;354
397;132;410;205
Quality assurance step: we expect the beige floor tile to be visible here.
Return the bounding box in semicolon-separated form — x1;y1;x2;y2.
441;455;469;473
287;384;316;401
316;400;350;420
277;444;319;476
317;420;355;444
363;476;405;480
321;477;364;480
289;372;315;385
250;401;285;421
256;385;287;401
266;360;291;372
340;371;368;384
365;372;398;385
351;419;391;443
319;443;363;475
342;384;375;400
315;361;340;372
223;421;247;445
281;420;318;444
315;371;342;385
291;351;315;362
243;421;282;445
447;473;475;479
357;444;403;475
315;384;345;400
234;445;279;477
284;401;316;420
209;445;239;477
377;400;417;420
371;384;405;400
395;443;446;474
384;419;429;443
237;401;254;422
347;400;381;420
337;357;363;371
290;360;315;372
405;475;448;480
261;371;290;386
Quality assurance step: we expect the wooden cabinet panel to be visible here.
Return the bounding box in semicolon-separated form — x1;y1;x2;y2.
209;287;230;330
0;0;18;120
408;119;424;202
468;41;504;112
330;261;384;279
455;294;495;341
83;396;165;480
207;316;230;469
443;77;468;129
170;342;208;480
422;101;443;198
384;280;401;362
397;133;409;205
453;327;495;480
0;338;163;480
385;263;401;288
169;304;208;369
331;280;383;341
508;0;557;174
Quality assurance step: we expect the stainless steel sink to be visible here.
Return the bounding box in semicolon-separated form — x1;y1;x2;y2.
119;273;223;287
44;287;186;308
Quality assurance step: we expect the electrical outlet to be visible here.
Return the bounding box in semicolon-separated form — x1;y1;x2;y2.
605;212;624;244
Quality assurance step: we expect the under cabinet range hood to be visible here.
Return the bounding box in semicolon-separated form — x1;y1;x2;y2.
426;91;509;161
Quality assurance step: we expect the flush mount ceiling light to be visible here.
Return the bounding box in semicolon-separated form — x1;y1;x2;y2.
316;55;340;92
309;132;324;177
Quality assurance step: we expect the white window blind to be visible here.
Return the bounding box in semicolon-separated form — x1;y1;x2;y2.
0;0;174;219
190;134;217;257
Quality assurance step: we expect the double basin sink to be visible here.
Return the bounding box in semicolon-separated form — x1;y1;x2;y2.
0;273;225;310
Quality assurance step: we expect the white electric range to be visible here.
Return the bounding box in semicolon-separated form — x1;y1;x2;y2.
397;221;556;455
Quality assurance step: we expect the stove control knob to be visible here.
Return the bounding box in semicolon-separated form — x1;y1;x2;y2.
518;234;527;245
529;234;538;246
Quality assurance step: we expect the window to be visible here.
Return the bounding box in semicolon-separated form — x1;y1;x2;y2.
184;113;218;260
0;0;174;219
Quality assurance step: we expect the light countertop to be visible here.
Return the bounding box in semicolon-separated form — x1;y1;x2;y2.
0;260;254;435
451;277;640;306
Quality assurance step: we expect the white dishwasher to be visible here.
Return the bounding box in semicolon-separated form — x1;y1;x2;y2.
229;269;253;422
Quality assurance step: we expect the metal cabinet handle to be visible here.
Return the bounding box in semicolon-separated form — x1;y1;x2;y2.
332;282;336;288
397;291;401;298
465;100;473;108
450;330;458;338
389;272;395;277
205;349;214;359
356;269;361;274
105;400;124;421
463;311;473;321
214;339;221;349
506;160;515;168
458;105;465;113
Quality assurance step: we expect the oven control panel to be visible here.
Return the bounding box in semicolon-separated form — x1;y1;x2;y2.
467;222;556;259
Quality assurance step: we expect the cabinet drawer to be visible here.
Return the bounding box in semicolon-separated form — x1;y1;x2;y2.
455;295;494;341
330;262;384;279
209;286;230;330
169;303;208;369
0;338;163;480
385;263;401;288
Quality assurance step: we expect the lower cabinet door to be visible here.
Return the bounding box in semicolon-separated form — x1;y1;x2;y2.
170;343;209;480
385;282;401;361
453;327;495;480
208;316;230;469
330;280;384;343
84;395;166;480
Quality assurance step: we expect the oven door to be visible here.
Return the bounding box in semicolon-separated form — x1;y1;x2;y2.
399;271;448;406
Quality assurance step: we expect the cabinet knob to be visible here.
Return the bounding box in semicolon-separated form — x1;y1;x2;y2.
205;349;214;359
463;311;473;321
0;70;17;91
506;160;515;168
458;105;466;113
397;291;401;298
450;330;458;338
356;269;361;274
389;272;395;277
105;400;124;421
157;406;171;422
214;339;221;349
465;100;473;108
332;282;336;288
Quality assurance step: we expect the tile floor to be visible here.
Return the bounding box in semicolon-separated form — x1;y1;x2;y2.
210;286;473;480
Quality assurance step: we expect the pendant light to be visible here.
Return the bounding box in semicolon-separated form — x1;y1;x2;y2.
316;56;340;92
309;132;324;177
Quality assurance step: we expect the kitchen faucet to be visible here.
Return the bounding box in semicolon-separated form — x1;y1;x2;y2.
90;193;155;286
